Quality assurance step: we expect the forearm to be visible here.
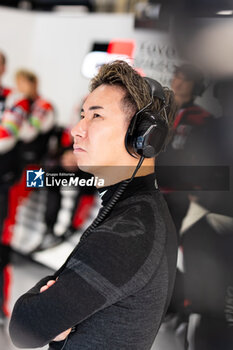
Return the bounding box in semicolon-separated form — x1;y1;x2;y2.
9;270;105;348
9;218;158;349
9;275;55;348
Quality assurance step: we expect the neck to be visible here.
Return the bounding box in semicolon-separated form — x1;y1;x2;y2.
92;157;154;188
26;91;38;100
135;158;154;177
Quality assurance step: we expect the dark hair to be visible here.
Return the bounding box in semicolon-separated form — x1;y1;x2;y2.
90;60;177;145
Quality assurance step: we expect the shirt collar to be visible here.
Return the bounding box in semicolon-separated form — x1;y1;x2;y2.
97;173;158;206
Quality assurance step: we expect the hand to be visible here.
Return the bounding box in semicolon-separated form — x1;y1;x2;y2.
40;279;72;342
40;279;56;293
53;328;72;342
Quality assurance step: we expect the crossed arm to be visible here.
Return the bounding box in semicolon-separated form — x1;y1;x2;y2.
9;267;107;348
40;279;72;342
9;207;158;349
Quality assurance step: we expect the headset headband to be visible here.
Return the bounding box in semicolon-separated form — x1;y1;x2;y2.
144;77;166;106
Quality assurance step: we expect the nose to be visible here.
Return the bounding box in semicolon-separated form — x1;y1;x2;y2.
71;118;87;139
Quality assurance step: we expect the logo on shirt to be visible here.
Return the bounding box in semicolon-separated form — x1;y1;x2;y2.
26;168;45;188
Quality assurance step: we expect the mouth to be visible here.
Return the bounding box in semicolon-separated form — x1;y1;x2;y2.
73;144;86;153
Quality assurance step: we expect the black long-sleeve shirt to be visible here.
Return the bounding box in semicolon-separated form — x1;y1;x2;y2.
9;173;177;350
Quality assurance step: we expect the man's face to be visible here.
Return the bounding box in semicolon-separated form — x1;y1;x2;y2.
171;72;194;101
71;84;136;175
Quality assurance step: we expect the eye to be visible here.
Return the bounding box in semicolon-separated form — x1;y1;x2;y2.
80;114;85;119
93;113;101;118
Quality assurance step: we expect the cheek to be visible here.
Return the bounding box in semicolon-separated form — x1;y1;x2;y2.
109;124;127;149
91;124;127;158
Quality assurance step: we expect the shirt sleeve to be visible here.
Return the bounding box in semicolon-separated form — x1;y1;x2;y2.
0;98;30;153
29;99;55;133
9;198;165;348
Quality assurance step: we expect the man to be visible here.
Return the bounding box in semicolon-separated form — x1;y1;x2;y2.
9;60;177;349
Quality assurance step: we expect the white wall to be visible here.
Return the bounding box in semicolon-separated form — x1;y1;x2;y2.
0;7;180;125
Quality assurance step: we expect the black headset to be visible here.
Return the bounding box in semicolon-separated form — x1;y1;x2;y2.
125;77;169;158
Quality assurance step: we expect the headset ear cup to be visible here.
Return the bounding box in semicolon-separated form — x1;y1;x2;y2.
125;112;155;158
125;115;138;158
126;111;168;158
140;144;155;158
125;76;168;158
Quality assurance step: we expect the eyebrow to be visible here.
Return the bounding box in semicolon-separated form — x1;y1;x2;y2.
81;106;104;112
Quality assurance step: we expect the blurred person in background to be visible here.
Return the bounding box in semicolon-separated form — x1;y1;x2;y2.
0;68;55;325
156;63;213;232
0;50;13;326
14;69;55;167
155;63;213;348
170;64;207;110
186;79;233;350
1;69;55;169
0;51;11;117
194;79;233;215
161;74;233;349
